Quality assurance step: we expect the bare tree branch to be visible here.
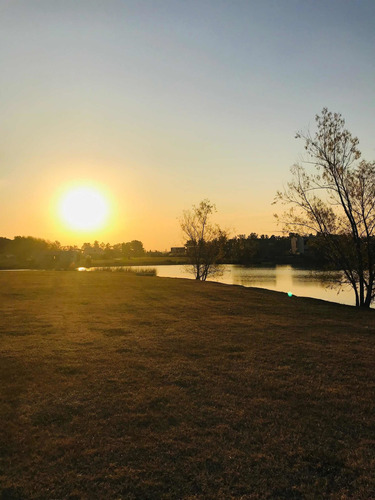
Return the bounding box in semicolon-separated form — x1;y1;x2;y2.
275;108;375;307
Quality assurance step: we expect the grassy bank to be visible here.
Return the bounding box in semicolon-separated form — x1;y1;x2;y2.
0;272;374;499
0;255;188;271
82;255;189;268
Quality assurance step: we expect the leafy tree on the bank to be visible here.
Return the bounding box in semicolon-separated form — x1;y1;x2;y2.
225;235;258;264
0;237;11;253
180;199;227;280
275;108;375;308
11;236;51;261
122;240;145;258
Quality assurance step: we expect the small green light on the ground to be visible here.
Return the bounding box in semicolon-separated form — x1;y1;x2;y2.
287;292;293;297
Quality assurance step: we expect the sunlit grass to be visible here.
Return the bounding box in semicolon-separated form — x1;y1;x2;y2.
0;271;374;498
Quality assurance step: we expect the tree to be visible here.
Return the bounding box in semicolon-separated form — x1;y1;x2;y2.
225;235;258;264
180;200;227;281
275;108;375;307
121;240;145;258
129;240;145;257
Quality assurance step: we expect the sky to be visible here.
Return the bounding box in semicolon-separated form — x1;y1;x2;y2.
1;0;374;250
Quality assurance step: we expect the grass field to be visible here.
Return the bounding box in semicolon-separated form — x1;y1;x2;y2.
0;271;374;499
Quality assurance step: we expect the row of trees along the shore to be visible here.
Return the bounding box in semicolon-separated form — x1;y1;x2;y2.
0;233;323;271
0;237;147;269
181;109;375;308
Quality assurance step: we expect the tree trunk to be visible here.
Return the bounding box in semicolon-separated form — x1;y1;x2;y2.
359;276;365;307
353;285;359;307
364;280;373;308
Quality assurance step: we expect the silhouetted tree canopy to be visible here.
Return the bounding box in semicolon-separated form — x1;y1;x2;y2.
0;236;147;269
275;108;375;308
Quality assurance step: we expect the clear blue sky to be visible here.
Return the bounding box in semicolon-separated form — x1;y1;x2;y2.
1;0;374;249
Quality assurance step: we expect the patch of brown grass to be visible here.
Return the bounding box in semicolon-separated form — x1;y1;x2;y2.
0;271;374;499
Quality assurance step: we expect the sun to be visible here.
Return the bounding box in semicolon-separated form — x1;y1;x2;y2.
59;186;110;231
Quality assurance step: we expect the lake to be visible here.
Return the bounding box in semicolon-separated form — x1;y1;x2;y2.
86;264;358;307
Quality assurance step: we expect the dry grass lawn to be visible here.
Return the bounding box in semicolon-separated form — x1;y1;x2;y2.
0;271;374;499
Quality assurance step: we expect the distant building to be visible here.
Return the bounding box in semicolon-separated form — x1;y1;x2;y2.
170;247;186;256
290;234;305;255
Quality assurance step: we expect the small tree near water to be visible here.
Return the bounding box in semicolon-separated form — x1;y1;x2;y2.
180;200;227;281
275;108;375;307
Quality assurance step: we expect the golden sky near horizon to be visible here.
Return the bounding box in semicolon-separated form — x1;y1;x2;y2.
1;1;374;250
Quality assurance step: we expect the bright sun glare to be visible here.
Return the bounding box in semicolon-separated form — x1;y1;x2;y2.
59;186;109;231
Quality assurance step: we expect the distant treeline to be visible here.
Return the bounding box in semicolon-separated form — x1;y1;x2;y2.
223;233;325;266
0;234;326;270
0;236;148;269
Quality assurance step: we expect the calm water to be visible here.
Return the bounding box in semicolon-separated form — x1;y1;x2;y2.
86;264;357;307
149;264;355;306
